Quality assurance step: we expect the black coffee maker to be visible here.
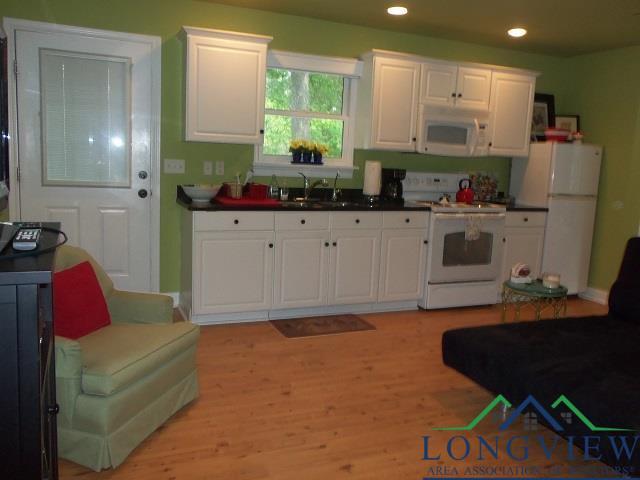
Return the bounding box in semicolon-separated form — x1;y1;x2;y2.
381;168;406;203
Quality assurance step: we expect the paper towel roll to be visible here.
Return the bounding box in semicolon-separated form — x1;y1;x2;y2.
363;160;381;196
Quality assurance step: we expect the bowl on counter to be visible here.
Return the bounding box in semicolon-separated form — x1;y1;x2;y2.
182;184;222;204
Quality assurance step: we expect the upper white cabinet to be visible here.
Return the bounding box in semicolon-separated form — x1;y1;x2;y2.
184;27;272;144
488;72;536;157
357;52;420;151
421;62;492;111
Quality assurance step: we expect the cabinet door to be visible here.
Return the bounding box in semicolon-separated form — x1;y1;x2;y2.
273;230;330;309
185;31;269;144
193;231;274;314
378;229;427;302
370;56;420;151
420;62;457;107
502;227;545;282
329;229;381;305
456;67;492;111
488;72;536;157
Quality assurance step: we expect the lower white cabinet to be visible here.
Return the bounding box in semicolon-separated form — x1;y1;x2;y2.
502;212;546;282
379;229;427;302
273;230;330;309
193;230;274;314
329;229;381;305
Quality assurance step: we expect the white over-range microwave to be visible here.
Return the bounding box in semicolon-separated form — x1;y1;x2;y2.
416;105;490;157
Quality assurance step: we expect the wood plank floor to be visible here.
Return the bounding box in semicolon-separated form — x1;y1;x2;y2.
60;299;609;479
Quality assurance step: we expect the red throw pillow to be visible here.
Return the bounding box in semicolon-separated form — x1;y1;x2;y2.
54;261;111;339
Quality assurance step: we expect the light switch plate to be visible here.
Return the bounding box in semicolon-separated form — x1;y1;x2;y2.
215;160;224;176
203;161;213;175
164;158;185;174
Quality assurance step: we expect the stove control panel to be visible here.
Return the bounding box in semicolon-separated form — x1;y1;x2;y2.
402;172;468;193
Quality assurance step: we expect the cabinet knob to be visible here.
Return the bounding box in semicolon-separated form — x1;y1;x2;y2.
325;242;329;247
503;237;506;243
488;142;492;147
457;93;462;98
524;217;529;222
405;218;410;223
451;92;456;97
332;241;337;247
424;240;428;244
234;219;239;224
355;219;360;224
260;129;264;134
269;243;273;248
301;219;306;225
412;137;417;142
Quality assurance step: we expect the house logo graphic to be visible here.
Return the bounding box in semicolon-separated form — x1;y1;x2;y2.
432;394;633;432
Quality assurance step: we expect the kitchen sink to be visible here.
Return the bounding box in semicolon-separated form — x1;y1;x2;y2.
279;200;325;209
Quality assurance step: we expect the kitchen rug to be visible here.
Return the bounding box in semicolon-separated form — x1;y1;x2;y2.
270;314;375;338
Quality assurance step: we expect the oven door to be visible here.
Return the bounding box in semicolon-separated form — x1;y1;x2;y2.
428;212;505;283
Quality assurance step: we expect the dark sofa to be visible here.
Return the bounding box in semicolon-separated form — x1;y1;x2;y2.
442;237;640;474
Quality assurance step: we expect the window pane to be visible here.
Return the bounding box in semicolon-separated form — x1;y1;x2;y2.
266;68;344;115
263;114;344;158
40;49;130;186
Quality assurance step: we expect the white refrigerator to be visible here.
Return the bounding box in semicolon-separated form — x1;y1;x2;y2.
510;142;602;294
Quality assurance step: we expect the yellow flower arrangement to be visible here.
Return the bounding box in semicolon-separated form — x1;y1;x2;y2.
313;143;329;155
289;139;314;153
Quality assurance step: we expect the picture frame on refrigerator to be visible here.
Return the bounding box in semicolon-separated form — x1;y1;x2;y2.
531;93;556;141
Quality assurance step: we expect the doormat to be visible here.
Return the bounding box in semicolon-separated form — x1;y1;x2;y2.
270;314;376;338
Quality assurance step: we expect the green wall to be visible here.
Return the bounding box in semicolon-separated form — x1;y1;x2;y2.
563;46;640;290
1;0;573;292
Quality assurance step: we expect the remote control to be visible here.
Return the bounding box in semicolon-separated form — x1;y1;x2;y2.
13;228;41;251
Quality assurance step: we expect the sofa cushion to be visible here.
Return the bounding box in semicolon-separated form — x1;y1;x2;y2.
77;322;199;396
54;261;111;339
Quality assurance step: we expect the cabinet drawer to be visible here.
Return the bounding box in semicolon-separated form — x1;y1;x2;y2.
194;212;275;231
382;211;429;229
506;212;546;228
330;212;382;229
275;212;330;231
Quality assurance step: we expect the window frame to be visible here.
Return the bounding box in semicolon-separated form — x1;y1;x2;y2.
253;50;362;179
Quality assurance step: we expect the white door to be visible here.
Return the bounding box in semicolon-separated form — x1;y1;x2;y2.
193;231;274;314
329;229;380;305
549;143;602;196
542;197;597;294
12;22;160;291
378;229;427;302
488;72;536;157
420;62;457;107
370;56;420;151
456;67;492;111
273;230;330;309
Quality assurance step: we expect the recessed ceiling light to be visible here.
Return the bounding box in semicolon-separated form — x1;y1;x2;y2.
508;27;527;38
387;6;408;16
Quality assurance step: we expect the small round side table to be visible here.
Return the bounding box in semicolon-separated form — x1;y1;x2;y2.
501;279;568;322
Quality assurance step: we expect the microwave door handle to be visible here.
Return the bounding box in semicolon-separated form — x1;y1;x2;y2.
470;118;480;156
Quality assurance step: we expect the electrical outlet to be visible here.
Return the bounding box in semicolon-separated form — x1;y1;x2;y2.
203;161;213;176
164;158;185;174
215;160;224;176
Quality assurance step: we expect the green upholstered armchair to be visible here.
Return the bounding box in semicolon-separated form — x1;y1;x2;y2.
54;245;200;471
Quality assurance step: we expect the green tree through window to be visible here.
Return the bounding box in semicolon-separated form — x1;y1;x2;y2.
264;68;345;158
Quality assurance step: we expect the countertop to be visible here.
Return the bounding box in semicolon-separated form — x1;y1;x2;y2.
176;187;548;213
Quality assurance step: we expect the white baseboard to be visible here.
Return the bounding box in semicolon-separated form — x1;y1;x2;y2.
578;287;608;305
164;292;180;307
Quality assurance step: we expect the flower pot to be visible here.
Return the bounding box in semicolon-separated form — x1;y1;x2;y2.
302;152;312;163
313;152;323;164
291;151;302;163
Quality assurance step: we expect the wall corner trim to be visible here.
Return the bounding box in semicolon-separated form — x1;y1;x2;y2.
578;287;608;305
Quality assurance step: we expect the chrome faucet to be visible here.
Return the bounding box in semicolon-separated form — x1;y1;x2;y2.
299;173;328;200
331;172;341;202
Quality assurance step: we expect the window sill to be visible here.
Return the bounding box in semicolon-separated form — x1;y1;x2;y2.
252;162;356;179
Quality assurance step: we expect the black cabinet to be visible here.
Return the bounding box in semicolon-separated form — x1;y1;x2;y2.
0;223;61;480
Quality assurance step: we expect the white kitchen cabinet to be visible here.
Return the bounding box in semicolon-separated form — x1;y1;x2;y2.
193;230;274;314
502;212;546;282
488;72;536;157
420;62;492;111
358;52;420;151
184;27;272;144
273;230;330;309
329;229;381;305
379;230;428;302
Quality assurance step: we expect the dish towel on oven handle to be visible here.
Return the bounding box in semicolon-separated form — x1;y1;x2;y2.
465;216;481;241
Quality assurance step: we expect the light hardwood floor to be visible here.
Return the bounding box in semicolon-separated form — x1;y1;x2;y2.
60;299;609;479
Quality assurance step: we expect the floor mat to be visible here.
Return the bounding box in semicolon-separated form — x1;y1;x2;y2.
270;314;376;338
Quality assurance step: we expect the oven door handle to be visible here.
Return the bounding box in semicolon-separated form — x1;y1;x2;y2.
433;212;506;220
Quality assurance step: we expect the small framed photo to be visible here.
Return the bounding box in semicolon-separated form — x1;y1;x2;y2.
555;115;580;133
531;93;555;141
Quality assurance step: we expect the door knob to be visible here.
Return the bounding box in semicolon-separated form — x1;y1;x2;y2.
138;170;148;179
138;189;148;198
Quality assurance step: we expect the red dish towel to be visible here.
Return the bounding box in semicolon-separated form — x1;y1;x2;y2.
214;196;281;207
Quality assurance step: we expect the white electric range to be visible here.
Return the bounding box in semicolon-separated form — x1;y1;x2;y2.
403;172;506;309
